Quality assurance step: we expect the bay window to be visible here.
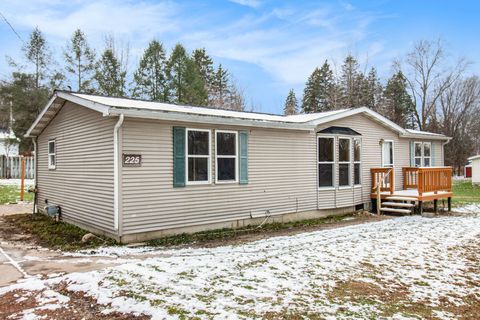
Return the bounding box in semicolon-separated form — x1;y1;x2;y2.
216;130;238;182
318;137;334;187
187;129;210;184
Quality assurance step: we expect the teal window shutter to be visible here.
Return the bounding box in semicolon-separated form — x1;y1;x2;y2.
173;127;186;187
409;141;414;167
431;142;436;166
239;131;249;184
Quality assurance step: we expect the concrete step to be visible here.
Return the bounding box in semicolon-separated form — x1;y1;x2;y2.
380;207;412;214
385;196;418;202
382;202;415;208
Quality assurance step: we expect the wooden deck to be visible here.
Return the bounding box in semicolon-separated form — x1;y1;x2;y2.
371;167;453;214
370;167;453;201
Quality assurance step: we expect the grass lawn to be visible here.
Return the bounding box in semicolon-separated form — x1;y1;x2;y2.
0;185;34;204
3;214;116;251
452;180;480;206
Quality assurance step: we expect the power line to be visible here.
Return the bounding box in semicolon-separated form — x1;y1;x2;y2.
0;11;24;44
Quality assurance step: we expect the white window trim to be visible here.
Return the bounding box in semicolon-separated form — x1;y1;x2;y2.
381;140;395;168
317;135;335;190
338;137;352;187
414;141;432;167
414;141;423;167
215;130;238;184
48;139;56;170
353;137;362;186
186;128;211;185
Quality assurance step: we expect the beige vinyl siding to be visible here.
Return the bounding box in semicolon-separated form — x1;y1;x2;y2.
37;102;117;233
121;118;317;234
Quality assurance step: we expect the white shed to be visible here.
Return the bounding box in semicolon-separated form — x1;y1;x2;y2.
468;155;480;185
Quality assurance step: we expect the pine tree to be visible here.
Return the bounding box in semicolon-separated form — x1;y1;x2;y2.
339;55;361;108
132;40;168;101
64;29;96;92
94;49;126;97
210;64;230;107
166;44;207;105
192;48;214;100
383;71;415;128
22;27;51;88
302;60;335;113
284;89;298;115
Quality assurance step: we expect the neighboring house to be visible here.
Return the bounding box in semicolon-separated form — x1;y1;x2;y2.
468;155;480;185
0;127;19;156
465;160;472;178
26;91;452;243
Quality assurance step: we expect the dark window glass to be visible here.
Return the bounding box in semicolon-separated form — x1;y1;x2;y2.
424;158;431;167
188;158;208;181
318;138;333;162
354;163;361;185
415;143;422;157
188;131;209;155
415;157;422;167
217;158;236;181
217;132;236;155
318;164;333;187
48;141;55;153
354;139;361;162
339;139;350;162
339;164;350;186
424;144;431;157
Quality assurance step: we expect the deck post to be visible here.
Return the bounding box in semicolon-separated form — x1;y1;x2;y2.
371;198;377;214
448;197;452;212
434;199;438;214
418;201;423;215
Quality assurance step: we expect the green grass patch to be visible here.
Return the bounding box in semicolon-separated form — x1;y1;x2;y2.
147;214;351;247
0;185;34;204
452;180;480;206
4;213;116;251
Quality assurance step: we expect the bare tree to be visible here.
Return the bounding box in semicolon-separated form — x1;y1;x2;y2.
396;39;468;130
439;76;480;173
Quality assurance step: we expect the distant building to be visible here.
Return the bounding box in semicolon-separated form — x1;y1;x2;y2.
468;155;480;186
0;127;19;156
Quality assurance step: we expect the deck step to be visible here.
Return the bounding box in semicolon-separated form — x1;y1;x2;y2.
382;202;415;208
385;196;418;202
380;207;412;214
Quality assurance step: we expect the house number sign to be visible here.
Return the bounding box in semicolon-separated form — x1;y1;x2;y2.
123;154;142;167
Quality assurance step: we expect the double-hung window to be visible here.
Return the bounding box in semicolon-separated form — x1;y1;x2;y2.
318;137;334;187
48;140;56;169
353;138;361;185
216;130;238;182
338;138;351;187
414;142;431;167
187;129;211;184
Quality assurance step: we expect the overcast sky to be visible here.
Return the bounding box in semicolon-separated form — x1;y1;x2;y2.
1;0;479;114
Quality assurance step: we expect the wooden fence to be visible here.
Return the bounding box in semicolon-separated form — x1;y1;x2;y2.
0;156;35;179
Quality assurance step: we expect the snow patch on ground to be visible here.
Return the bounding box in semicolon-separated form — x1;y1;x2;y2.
0;179;34;186
2;215;480;319
453;203;480;215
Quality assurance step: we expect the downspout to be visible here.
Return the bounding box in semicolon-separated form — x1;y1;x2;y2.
32;137;38;214
113;114;124;233
442;138;451;170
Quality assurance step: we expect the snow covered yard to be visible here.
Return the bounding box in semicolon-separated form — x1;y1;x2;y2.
2;214;480;319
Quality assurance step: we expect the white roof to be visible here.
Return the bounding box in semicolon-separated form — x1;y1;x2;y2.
405;129;445;137
25;91;450;140
468;155;480;161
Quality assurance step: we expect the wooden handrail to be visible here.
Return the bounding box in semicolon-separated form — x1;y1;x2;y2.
371;168;395;194
402;167;452;196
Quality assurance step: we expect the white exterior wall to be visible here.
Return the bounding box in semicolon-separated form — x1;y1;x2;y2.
472;158;480;185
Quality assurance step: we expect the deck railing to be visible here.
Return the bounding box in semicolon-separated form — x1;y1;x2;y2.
402;167;452;196
371;167;395;194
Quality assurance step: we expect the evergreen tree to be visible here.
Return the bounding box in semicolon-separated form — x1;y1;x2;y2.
132;40;168;101
22;27;51;88
362;67;382;110
383;71;415;128
192;48;214;97
302;60;335;113
210;64;230;107
339;55;361;108
283;89;298;115
64;29;96;92
94;49;126;97
166;44;207;105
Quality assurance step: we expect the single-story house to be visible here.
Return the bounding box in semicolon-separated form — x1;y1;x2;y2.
25;91;453;242
468;155;480;185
